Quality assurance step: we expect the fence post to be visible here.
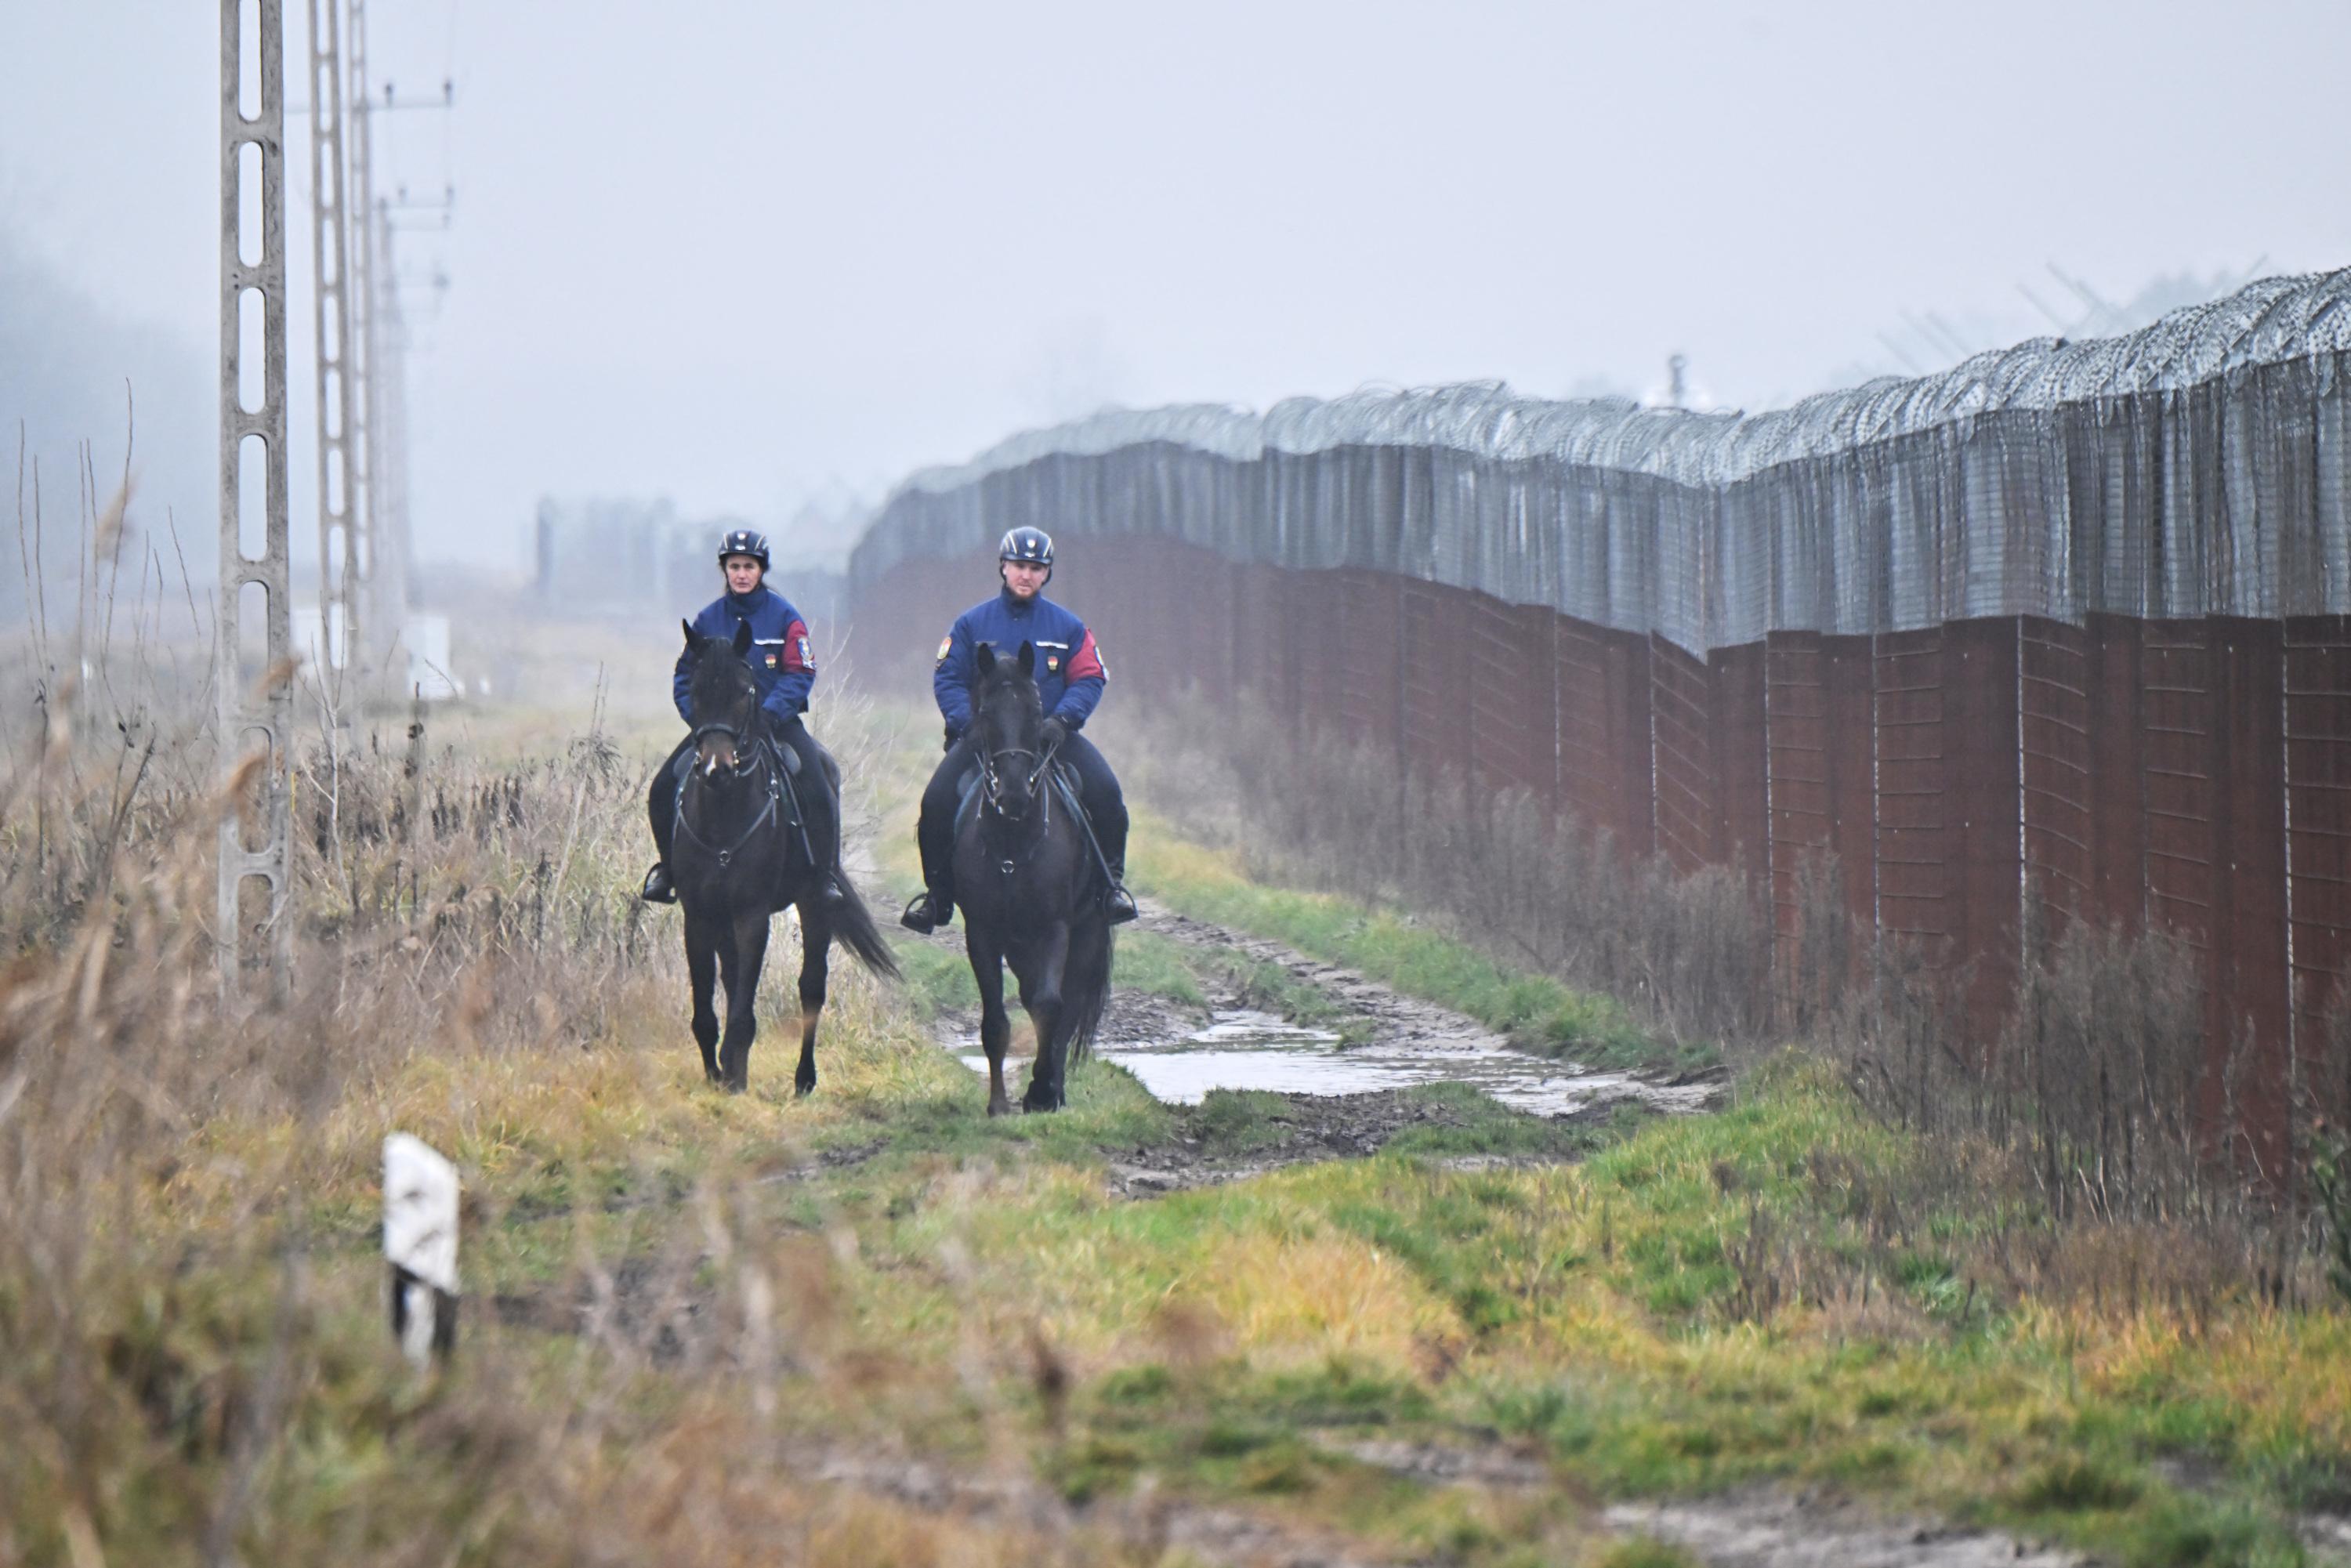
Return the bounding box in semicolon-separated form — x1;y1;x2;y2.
384;1133;458;1367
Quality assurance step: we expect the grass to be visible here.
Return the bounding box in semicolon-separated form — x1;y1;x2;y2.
1102;927;1208;1006
1128;815;1695;1072
10;672;2347;1567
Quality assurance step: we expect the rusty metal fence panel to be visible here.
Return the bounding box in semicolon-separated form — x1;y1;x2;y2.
2286;617;2351;1048
1552;617;1652;856
1872;628;1951;964
1712;643;1770;885
1946;617;2023;1026
2020;617;2093;923
1650;634;1719;877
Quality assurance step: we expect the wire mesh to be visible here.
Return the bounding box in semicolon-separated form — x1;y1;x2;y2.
852;268;2351;654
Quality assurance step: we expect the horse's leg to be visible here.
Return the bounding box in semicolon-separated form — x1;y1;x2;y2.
793;899;831;1098
719;907;770;1093
686;907;722;1082
968;925;1014;1117
1020;921;1072;1113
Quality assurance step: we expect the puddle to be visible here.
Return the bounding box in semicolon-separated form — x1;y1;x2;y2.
955;1009;1703;1117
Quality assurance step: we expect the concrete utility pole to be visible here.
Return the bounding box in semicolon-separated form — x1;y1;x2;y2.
219;0;295;1001
371;201;415;625
306;0;362;686
345;0;385;654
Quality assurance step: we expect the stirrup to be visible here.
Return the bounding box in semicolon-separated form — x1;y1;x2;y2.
900;890;951;934
1103;883;1138;925
640;863;678;905
820;875;846;907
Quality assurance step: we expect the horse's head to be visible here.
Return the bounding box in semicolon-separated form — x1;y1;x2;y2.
973;640;1051;821
681;618;762;778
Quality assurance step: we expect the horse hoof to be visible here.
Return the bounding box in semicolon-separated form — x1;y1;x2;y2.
987;1099;1013;1118
795;1079;815;1098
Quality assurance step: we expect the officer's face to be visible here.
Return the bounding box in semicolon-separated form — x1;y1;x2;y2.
723;555;763;595
1002;559;1047;599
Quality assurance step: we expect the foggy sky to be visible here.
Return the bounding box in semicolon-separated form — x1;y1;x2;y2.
5;0;2349;577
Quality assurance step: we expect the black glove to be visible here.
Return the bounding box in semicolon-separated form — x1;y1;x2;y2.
1040;717;1069;753
944;723;959;753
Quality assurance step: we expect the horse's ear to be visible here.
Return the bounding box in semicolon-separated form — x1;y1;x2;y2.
682;619;698;650
1016;641;1035;678
732;619;754;658
974;643;997;677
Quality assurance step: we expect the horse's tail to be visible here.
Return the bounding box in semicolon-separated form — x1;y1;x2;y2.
823;868;903;982
1063;922;1115;1064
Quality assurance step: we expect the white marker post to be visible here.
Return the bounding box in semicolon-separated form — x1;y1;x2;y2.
383;1133;459;1367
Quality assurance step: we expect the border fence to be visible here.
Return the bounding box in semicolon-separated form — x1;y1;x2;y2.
846;268;2351;1145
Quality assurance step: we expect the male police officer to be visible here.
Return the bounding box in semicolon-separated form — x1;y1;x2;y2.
900;527;1136;932
641;528;841;906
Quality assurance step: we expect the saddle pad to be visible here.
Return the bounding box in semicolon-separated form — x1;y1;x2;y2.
953;766;984;842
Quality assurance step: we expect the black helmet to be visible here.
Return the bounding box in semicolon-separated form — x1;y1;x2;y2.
998;527;1054;568
717;527;770;570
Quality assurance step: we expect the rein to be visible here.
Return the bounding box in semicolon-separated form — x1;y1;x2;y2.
679;727;782;867
976;730;1061;880
979;737;1060;820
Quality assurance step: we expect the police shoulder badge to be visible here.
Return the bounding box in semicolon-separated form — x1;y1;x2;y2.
1046;655;1060;673
935;636;952;665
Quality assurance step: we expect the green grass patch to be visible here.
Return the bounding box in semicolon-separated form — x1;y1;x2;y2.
1110;928;1209;1006
1193;1088;1301;1154
890;929;980;1015
1381;1081;1650;1162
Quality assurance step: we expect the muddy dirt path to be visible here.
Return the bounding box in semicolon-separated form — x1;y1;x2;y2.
803;1436;2098;1568
929;897;1724;1194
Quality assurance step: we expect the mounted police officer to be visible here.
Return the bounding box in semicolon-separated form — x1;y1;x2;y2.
642;527;842;907
901;527;1136;932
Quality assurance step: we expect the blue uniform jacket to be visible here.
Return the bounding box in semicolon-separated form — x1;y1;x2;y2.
675;585;816;726
933;588;1106;741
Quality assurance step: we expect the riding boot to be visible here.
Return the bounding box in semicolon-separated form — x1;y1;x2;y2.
784;720;848;910
641;862;678;904
1101;847;1137;925
900;885;954;934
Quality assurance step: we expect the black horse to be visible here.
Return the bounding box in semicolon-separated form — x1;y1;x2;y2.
672;619;899;1093
956;641;1114;1114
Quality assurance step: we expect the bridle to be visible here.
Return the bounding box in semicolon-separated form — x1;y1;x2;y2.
679;715;781;867
978;733;1061;824
977;731;1063;883
689;719;764;780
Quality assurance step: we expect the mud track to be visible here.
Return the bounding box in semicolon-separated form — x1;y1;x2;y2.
932;897;1725;1196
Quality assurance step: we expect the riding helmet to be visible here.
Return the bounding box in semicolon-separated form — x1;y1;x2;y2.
998;527;1054;568
717;527;770;570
